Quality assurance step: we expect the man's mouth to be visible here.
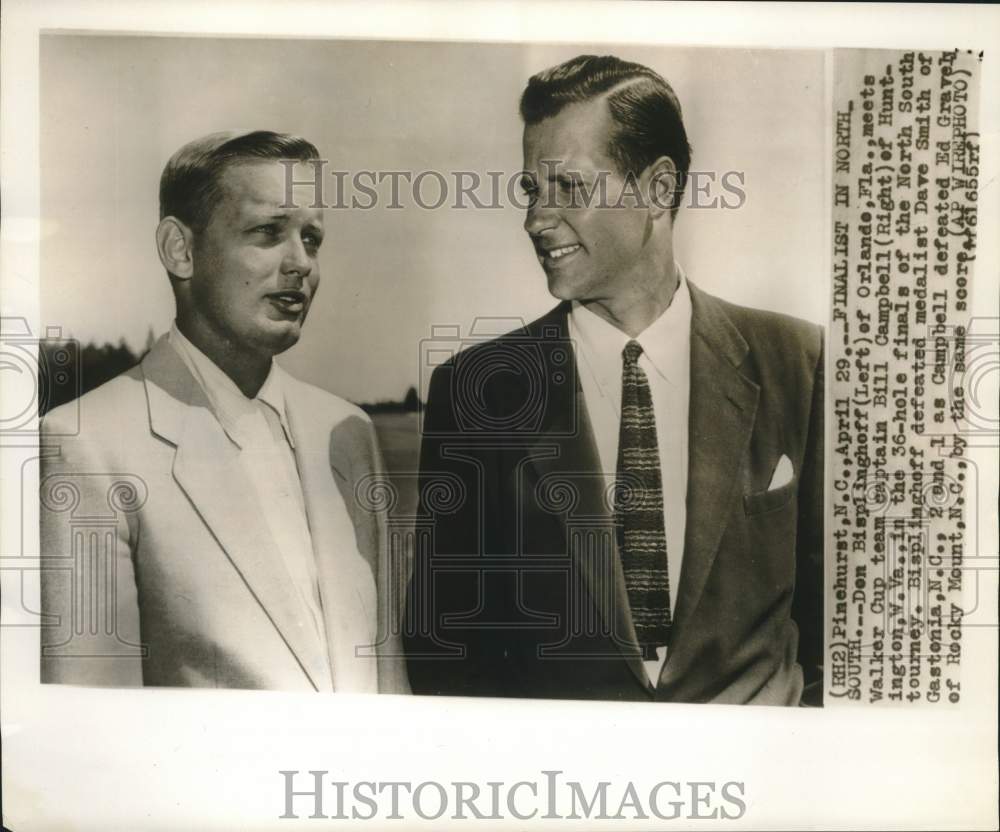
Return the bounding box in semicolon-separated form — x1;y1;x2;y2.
537;243;582;266
266;290;307;315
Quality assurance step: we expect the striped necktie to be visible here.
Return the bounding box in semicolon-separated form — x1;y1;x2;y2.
615;339;672;659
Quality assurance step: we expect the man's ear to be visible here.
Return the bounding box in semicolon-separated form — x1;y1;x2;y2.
156;216;195;279
645;156;678;220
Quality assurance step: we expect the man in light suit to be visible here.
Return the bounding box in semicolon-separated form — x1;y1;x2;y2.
404;55;823;705
40;130;409;693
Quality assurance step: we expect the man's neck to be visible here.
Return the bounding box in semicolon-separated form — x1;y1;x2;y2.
581;261;680;338
174;318;271;399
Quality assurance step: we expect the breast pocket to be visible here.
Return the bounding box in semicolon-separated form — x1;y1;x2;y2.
743;479;797;516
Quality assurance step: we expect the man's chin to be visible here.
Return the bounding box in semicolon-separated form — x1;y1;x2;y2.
545;271;585;303
255;321;303;356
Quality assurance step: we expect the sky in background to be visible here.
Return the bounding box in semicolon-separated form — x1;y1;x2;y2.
41;36;825;403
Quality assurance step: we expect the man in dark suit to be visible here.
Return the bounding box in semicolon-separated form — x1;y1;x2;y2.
404;55;823;705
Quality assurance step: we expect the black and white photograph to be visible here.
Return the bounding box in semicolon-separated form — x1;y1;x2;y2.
34;36;825;705
2;2;997;830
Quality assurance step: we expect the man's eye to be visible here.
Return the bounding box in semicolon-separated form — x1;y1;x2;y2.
253;224;278;236
519;179;538;196
303;233;322;251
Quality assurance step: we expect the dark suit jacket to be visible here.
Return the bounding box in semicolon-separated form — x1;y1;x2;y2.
404;283;823;705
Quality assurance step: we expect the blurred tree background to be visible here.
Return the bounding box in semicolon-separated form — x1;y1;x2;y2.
37;332;421;417
38;333;151;417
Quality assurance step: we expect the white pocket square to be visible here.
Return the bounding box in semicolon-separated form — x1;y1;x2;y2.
767;455;794;490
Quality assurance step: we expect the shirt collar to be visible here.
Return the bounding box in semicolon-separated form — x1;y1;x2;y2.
569;264;692;390
167;322;295;449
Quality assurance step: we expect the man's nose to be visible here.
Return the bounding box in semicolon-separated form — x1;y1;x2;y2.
281;238;313;278
523;198;559;236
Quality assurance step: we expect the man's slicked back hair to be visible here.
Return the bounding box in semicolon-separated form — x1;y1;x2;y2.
159;129;320;233
520;55;692;212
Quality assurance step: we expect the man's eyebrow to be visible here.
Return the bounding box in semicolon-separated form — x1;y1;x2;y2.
242;207;291;221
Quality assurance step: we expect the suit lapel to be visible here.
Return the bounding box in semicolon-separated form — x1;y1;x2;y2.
283;383;379;693
525;306;650;692
141;338;332;691
667;285;759;656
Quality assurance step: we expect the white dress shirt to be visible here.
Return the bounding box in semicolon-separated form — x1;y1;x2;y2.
167;324;332;687
567;268;692;685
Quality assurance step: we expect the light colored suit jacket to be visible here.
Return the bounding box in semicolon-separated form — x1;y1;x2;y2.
40;335;410;693
405;283;823;705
